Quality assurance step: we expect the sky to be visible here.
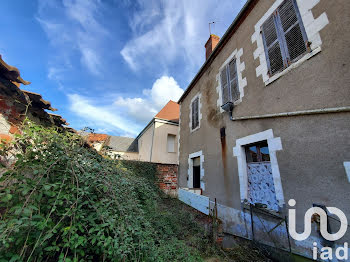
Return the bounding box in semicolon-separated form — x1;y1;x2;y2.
1;0;246;137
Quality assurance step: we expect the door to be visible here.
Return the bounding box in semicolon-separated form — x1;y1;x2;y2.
193;165;201;188
245;141;279;211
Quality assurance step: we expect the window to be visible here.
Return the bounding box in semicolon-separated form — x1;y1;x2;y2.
220;59;240;105
261;0;308;76
245;141;270;163
167;134;176;153
191;97;199;130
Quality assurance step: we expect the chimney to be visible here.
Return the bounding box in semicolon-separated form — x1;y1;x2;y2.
205;34;220;60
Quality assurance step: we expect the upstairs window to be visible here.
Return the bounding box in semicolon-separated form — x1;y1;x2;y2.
220;59;240;105
191;97;199;130
167;134;176;153
261;0;308;76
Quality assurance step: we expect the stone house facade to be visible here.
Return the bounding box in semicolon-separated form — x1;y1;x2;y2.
177;0;350;259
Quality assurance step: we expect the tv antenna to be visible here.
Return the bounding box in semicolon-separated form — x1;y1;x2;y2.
209;21;216;35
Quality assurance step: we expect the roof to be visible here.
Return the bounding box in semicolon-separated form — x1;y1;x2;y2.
48;113;69;126
155;100;180;122
0;55;30;85
87;133;109;143
23;90;58;111
106;136;138;152
136;100;180;140
178;0;256;103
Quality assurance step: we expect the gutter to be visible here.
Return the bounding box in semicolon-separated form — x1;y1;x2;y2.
229;106;350;121
178;0;256;103
136;118;179;140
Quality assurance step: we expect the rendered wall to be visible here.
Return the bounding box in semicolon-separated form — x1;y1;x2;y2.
151;121;178;164
138;123;154;162
178;0;350;259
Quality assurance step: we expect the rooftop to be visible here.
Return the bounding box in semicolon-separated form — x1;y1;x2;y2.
155;100;180;122
106;136;138;152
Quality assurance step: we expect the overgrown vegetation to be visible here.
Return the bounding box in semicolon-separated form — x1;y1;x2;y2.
0;121;269;262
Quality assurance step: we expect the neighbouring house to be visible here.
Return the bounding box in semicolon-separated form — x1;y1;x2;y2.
0;55;68;144
137;100;180;164
136;100;180;196
177;0;350;259
85;100;180;196
105;136;138;160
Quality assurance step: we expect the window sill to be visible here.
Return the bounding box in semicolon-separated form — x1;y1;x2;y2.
264;46;322;86
190;126;200;133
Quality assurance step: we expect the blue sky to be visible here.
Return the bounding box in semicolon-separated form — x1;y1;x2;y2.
1;0;246;137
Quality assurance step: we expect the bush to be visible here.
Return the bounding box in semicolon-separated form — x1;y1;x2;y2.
0;122;203;262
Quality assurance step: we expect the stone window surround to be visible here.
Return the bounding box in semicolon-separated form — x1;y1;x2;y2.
189;92;202;133
233;129;284;207
187;150;205;190
251;0;329;86
216;48;247;113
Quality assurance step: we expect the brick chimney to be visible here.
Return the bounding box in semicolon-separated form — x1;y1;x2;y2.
205;34;220;60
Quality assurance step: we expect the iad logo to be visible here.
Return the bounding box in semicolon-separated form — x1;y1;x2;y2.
288;199;348;260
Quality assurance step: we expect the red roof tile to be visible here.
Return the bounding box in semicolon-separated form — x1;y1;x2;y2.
87;133;109;143
155;100;179;122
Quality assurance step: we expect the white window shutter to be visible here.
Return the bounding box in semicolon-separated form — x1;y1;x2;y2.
262;15;285;75
278;0;307;62
220;68;230;105
229;60;240;102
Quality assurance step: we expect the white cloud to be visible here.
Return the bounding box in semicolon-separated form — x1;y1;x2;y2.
37;0;107;76
68;94;141;136
68;77;181;135
121;0;247;77
150;76;184;108
115;76;183;123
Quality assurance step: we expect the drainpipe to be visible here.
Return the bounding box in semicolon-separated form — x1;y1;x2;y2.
149;120;155;162
229;106;350;121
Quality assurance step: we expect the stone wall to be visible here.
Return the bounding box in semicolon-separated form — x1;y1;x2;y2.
156;163;178;197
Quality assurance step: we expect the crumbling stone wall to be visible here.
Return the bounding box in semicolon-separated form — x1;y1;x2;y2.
0;95;23;143
156;164;178;197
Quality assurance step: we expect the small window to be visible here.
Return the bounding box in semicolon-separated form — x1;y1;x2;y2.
261;0;308;76
167;134;176;153
220;59;240;105
245;141;270;163
191;97;199;130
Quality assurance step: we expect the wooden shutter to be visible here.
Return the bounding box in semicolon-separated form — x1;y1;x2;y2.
220;67;230;104
228;60;240;102
192;97;199;130
262;15;285;75
278;0;307;62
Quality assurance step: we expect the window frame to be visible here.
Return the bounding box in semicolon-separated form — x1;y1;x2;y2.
245;141;270;163
220;58;240;105
167;134;176;153
261;0;308;76
189;93;201;133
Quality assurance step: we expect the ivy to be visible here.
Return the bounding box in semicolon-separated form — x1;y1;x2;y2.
0;121;205;261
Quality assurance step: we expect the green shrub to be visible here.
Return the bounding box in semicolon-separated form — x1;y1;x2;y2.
0;122;204;262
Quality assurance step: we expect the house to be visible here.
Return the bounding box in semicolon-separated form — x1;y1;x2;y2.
177;0;350;259
83;100;180;195
105;136;138;160
137;100;180;164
